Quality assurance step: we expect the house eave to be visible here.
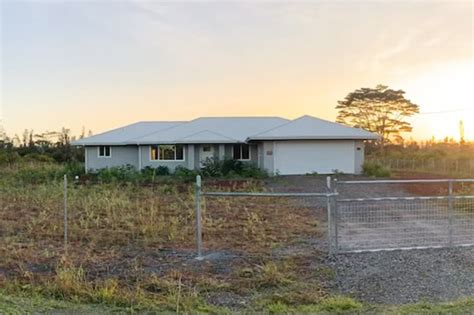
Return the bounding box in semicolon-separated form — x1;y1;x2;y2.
247;135;380;141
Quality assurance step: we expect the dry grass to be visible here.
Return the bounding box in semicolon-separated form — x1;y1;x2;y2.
0;163;326;312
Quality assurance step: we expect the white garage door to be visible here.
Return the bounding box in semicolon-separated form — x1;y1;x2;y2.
274;141;355;175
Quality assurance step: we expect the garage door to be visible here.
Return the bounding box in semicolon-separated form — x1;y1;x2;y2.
274;141;355;175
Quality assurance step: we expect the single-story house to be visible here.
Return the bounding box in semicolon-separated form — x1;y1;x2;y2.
72;115;378;175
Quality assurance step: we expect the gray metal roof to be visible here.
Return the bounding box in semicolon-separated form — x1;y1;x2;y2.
72;115;378;146
134;117;289;144
248;115;379;141
72;121;183;145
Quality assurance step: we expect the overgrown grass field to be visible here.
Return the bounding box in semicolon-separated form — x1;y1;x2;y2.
1;161;473;313
0;162;330;313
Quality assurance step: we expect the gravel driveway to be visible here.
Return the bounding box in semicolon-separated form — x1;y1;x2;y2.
328;247;474;304
265;175;474;304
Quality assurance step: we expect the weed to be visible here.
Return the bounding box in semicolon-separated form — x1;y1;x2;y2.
255;262;293;288
362;161;391;177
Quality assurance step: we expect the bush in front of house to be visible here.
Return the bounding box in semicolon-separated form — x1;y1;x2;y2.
96;165;142;183
174;166;200;182
141;165;170;178
199;157;268;179
362;161;391;177
200;157;223;177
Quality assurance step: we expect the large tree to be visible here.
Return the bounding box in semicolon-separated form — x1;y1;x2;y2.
336;84;419;145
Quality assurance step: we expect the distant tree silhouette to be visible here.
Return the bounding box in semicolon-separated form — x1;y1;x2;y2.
336;84;419;147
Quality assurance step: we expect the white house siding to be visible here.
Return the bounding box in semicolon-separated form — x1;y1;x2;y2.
354;140;365;174
261;141;275;174
273;140;358;175
85;146;139;171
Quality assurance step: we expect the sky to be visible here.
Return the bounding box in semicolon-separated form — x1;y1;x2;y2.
1;0;473;141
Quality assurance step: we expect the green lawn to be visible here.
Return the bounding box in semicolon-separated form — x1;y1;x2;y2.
2;292;474;314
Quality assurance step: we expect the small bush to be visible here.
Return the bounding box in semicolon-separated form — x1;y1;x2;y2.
240;163;268;179
174;166;200;183
200;157;222;177
64;162;85;177
200;158;267;179
221;159;244;175
362;161;391;177
155;165;170;176
141;166;170;180
96;165;141;183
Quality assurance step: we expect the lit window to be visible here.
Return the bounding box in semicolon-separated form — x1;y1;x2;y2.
233;144;250;160
150;145;185;161
98;146;111;158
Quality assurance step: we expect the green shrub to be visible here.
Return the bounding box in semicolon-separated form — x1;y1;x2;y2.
96;165;141;183
200;158;267;179
362;161;391;177
174;166;200;183
155;166;170;176
200;157;223;177
64;162;85;177
141;166;170;181
240;163;268;179
221;159;244;175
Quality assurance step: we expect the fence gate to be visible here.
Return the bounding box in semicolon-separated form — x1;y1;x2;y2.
328;179;474;253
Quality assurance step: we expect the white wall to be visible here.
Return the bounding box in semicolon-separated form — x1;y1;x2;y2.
86;146;139;171
273;140;358;175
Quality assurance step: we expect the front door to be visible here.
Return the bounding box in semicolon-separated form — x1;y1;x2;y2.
200;144;214;166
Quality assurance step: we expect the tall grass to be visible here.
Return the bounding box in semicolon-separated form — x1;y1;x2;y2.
0;162;322;312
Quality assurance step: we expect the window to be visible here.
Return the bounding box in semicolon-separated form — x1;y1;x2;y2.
233;144;250;160
98;146;111;158
150;145;185;161
202;145;212;152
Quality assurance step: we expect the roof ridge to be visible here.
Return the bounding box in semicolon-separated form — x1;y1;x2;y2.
299;115;375;134
174;129;238;142
127;121;189;143
247;116;303;138
195;116;287;119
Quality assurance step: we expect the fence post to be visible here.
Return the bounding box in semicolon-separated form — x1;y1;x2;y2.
448;180;454;247
63;174;68;249
326;176;333;254
333;178;339;253
195;175;203;259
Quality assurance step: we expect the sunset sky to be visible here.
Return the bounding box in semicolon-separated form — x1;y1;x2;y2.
1;0;473;140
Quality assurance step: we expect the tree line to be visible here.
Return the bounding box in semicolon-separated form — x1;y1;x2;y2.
0;127;91;163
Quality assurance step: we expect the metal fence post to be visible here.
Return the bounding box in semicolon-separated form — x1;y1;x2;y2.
195;175;203;259
63;174;68;249
333;178;339;253
448;180;454;247
326;176;333;253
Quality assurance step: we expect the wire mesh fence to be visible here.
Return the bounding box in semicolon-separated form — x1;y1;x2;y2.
3;174;473;260
368;158;474;176
331;179;474;253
